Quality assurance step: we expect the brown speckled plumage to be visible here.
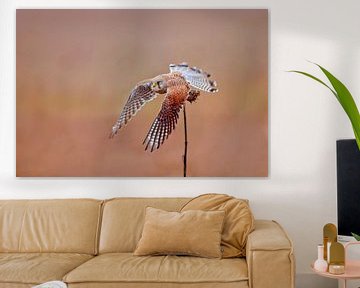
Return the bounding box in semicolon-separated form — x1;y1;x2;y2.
110;63;218;151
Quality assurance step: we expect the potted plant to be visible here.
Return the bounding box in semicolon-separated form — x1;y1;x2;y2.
289;62;360;150
290;63;360;241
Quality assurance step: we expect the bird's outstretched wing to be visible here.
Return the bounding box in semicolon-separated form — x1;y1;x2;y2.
169;63;218;93
143;87;184;152
110;82;157;138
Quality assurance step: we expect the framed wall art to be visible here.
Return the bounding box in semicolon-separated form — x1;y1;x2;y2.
16;9;268;177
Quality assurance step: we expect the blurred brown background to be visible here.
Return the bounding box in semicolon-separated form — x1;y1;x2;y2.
16;9;268;177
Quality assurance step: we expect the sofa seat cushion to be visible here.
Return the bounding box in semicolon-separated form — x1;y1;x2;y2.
64;253;248;285
0;253;93;285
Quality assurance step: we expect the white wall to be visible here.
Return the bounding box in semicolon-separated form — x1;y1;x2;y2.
1;1;359;287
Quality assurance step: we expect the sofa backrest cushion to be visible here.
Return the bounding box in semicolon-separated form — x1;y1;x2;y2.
181;194;254;258
0;199;102;254
99;198;189;253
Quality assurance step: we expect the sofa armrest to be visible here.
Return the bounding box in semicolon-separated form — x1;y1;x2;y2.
246;220;295;288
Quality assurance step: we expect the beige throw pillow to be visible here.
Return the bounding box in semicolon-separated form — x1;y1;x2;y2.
134;207;225;258
181;193;255;258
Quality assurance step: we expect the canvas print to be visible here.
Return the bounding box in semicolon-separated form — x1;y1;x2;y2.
16;9;268;177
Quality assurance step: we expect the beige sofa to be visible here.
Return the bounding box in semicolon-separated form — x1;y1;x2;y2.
0;198;295;288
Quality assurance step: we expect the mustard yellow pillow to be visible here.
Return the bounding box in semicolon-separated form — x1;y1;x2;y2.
134;207;225;258
181;193;255;258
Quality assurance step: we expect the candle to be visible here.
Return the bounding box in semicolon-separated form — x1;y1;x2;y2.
328;264;345;275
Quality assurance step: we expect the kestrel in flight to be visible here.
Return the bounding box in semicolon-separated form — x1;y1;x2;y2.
110;63;218;151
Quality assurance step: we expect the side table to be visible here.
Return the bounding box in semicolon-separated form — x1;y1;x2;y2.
311;242;360;288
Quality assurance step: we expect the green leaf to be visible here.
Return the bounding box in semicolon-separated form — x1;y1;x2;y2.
316;64;360;150
289;64;360;151
351;232;360;241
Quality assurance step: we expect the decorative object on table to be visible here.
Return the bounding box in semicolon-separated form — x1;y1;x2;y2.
32;281;67;288
289;62;360;150
109;63;218;177
314;244;328;272
16;9;268;177
319;223;346;275
329;242;345;275
328;264;345;275
344;242;360;274
323;223;337;262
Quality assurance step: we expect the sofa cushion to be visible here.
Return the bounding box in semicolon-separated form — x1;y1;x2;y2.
99;198;190;253
181;194;254;257
63;253;248;284
0;253;93;285
134;207;225;258
0;199;102;254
